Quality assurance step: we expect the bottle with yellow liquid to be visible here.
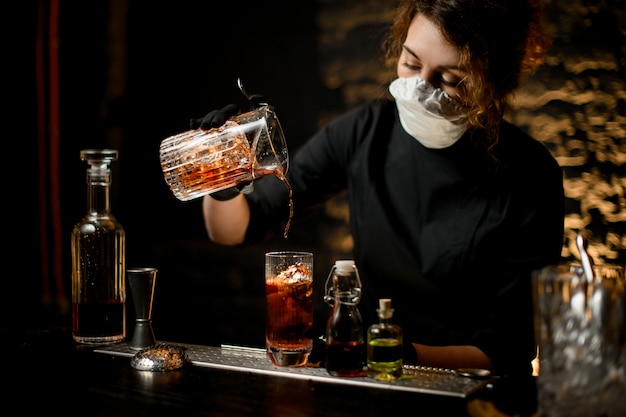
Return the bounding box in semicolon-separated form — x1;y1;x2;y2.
367;298;403;380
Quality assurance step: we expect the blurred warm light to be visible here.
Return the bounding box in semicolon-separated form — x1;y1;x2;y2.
532;346;540;376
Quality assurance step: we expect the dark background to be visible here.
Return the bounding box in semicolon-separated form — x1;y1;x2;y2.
6;0;625;349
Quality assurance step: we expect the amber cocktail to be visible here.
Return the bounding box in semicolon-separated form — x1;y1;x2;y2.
265;251;313;367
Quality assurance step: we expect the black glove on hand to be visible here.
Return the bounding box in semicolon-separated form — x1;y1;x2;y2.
248;94;268;109
189;103;239;130
189;94;268;130
209;181;254;201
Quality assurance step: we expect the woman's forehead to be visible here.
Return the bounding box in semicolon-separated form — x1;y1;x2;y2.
404;14;461;68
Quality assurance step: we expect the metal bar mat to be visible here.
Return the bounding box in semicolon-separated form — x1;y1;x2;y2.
96;342;493;398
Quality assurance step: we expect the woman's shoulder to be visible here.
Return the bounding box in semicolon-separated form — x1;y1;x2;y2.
301;97;398;167
321;98;397;146
328;97;396;127
497;121;563;182
498;122;558;163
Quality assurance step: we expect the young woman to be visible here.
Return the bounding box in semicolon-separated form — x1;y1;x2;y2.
197;0;564;377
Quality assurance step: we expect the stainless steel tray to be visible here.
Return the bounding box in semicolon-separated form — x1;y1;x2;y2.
96;342;494;398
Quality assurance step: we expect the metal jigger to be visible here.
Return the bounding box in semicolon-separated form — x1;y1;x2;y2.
128;267;158;350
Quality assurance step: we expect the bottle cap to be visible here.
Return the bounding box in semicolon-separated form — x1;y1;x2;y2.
379;298;392;311
334;260;355;274
81;149;118;171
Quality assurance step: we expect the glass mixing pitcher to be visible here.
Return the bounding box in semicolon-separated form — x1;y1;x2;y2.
159;104;288;201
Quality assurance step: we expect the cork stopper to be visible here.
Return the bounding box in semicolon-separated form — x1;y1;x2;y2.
378;298;393;319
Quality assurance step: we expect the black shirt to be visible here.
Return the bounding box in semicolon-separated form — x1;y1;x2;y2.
244;98;565;376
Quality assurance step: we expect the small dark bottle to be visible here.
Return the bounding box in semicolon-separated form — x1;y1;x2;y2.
324;260;366;377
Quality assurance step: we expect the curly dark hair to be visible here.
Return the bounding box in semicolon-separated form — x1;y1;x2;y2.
382;0;551;153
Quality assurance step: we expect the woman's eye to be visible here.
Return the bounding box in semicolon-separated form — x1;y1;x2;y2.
441;77;462;88
402;61;421;71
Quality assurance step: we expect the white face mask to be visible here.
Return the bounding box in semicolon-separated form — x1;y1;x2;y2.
389;76;468;149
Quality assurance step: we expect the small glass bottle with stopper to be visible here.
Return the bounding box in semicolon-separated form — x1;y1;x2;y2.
71;149;126;344
324;260;366;377
367;298;403;380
